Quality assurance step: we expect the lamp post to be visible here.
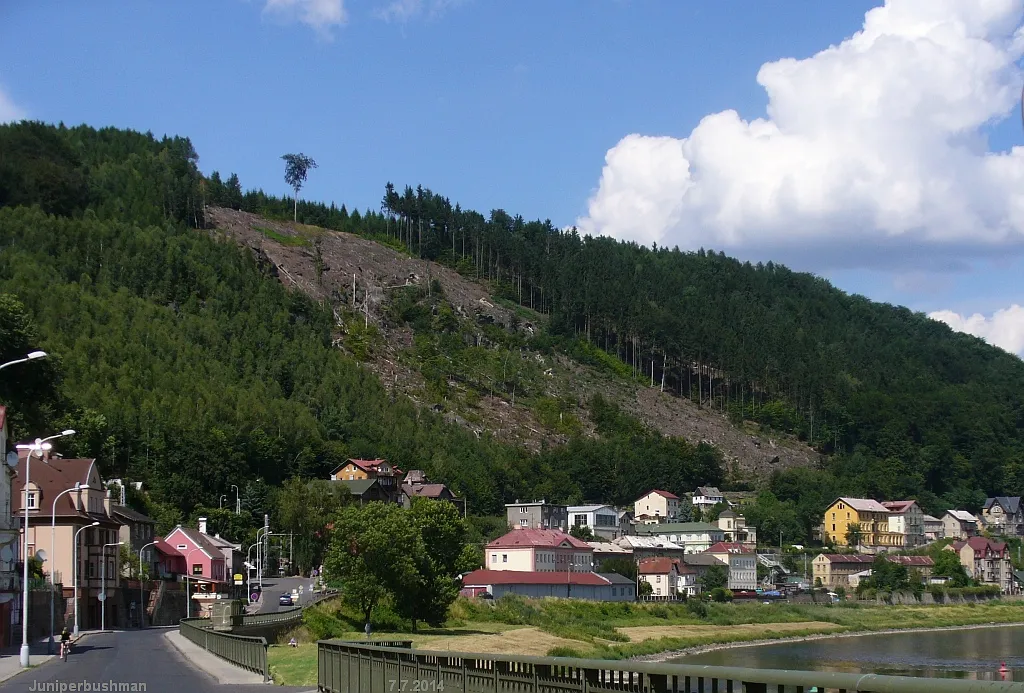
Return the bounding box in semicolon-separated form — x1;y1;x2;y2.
72;521;99;637
49;482;89;654
16;429;74;669
231;485;239;515
0;351;47;372
138;541;157;628
255;527;269;591
184;548;203;618
219;495;226;510
100;541;123;631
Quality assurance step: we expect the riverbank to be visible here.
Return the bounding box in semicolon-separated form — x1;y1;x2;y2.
632;619;1024;663
267;597;1024;685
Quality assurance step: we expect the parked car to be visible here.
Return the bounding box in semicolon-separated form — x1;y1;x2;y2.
279;594;294;606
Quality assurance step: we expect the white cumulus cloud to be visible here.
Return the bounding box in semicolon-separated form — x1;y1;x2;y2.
0;83;26;123
577;0;1024;271
263;0;346;37
930;304;1024;356
375;0;463;23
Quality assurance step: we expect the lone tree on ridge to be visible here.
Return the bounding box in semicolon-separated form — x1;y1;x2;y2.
281;153;318;222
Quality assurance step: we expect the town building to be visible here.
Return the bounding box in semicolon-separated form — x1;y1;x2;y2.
613;535;685;562
616;509;636;537
716;509;757;549
887;555;935;578
705;542;757;591
161;523;228;615
942;510;979;540
587;541;632;570
679;553;728;585
922;514;943;542
335;478;397;505
948;537;1013;592
505;500;568;531
981;497;1023;537
401;470;466;516
635;522;725;553
692;486;725;514
822;498;904;552
0;407;20;645
329;459;403;503
568;505;622;540
485;529;593;572
882;500;925;548
633;490;680;523
812;554;875;588
459;570;635;601
13;451;124;630
675;563;699;597
638;557;679;598
111;504;157;576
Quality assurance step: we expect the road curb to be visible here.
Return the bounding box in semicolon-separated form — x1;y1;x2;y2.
164;630;270;685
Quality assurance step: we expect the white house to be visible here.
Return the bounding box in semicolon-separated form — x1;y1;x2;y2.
568;505;622;540
923;514;943;542
638;557;679;597
706;542;757;591
692;486;725;513
614;535;686;561
633;490;680;523
676;563;699;597
716;509;757;549
636;522;724;553
485;529;593;572
882;500;925;548
942;510;979;540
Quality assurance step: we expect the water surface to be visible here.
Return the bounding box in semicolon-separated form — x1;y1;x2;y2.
674;625;1024;681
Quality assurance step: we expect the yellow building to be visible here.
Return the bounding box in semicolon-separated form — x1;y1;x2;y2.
823;497;904;552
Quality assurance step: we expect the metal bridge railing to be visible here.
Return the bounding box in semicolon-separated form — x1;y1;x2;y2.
317;640;1024;693
179;617;269;682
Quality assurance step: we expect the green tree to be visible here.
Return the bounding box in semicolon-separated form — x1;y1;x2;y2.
700;564;728;592
277;478;348;575
395;498;468;630
845;523;864;549
569;524;595;541
281;153;317;222
323;503;420;627
862;555;908;592
600;557;637;581
932;549;970;587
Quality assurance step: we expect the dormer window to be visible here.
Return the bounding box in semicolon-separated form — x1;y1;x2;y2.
26;491;37;509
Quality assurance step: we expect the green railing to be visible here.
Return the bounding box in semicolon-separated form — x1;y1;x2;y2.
317;641;1024;693
239;589;339;627
179;617;269;682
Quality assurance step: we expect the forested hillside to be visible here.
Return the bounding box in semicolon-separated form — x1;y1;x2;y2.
3;121;1024;543
0;122;723;532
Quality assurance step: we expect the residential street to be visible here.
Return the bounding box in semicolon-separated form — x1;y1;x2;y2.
0;629;313;692
254;576;319;612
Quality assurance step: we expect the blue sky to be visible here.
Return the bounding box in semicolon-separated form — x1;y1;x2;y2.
2;0;1023;354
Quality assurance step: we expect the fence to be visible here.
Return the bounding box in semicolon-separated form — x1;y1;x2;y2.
317;640;1024;693
179;617;269;682
238;589;339;628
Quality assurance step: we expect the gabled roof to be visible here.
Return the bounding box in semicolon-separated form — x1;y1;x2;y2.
815;554;875;564
111;504;155;524
886;555;934;567
680;553;727;567
696;487;722;497
881;500;918;514
638;557;678;575
164;526;222;561
12;454;118;524
946;509;978;523
835;497;889;513
615;535;684;551
984;497;1022;515
487;529;592;550
329;458;395;476
152;537;182;558
334;478;381;496
922;514;942;523
402;483;456;500
718;509;737;518
568;504;617;514
460;570;610;586
706;542;753;554
640;490;679;501
589;541;632;554
206;534;241;551
951;536;1007;554
598;572;636;585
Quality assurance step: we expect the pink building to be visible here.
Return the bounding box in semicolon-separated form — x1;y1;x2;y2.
485;529;594;572
161;521;227;611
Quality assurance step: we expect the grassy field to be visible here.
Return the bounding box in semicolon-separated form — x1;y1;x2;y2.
267;597;1024;686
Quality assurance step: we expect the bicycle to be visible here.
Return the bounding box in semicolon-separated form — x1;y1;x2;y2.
60;639;70;661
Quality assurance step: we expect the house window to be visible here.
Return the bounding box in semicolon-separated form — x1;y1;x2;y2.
177;544;187;551
502;555;508;563
491;555;497;564
26;492;37;509
656;576;661;583
520;519;527;527
192;564;203;575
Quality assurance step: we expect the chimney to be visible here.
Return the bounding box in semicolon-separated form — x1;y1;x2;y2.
198;517;208;535
103;489;111;515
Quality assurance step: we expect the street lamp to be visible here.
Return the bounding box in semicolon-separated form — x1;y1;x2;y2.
184;547;203;618
231;485;239;515
72;522;99;637
139;541;157;628
16;429;74;668
255;526;269;591
0;351;47;371
49;482;89;654
219;495;226;510
100;541;123;631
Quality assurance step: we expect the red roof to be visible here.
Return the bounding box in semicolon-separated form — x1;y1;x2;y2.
952;537;1008;556
460;570;611;586
706;542;754;554
638;557;677;575
886;555;934;567
649;490;679;500
818;554;875;564
487;529;592;550
152;537;183;557
12;454;119;525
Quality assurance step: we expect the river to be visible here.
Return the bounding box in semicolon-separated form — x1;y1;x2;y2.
674;625;1024;681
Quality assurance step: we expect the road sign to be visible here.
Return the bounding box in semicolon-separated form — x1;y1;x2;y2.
98;592;106;602
233;573;243;586
250;592;259;602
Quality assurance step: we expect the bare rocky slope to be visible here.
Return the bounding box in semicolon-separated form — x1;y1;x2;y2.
206;206;822;483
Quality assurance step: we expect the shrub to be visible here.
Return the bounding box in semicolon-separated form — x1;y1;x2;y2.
686;599;709;619
302;608;347;640
710;588;732;603
547;646;585;658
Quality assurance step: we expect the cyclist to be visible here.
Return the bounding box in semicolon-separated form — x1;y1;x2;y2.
60;627;71;660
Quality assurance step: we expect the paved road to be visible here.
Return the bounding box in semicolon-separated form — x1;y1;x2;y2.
0;629;313;692
254;576;318;612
